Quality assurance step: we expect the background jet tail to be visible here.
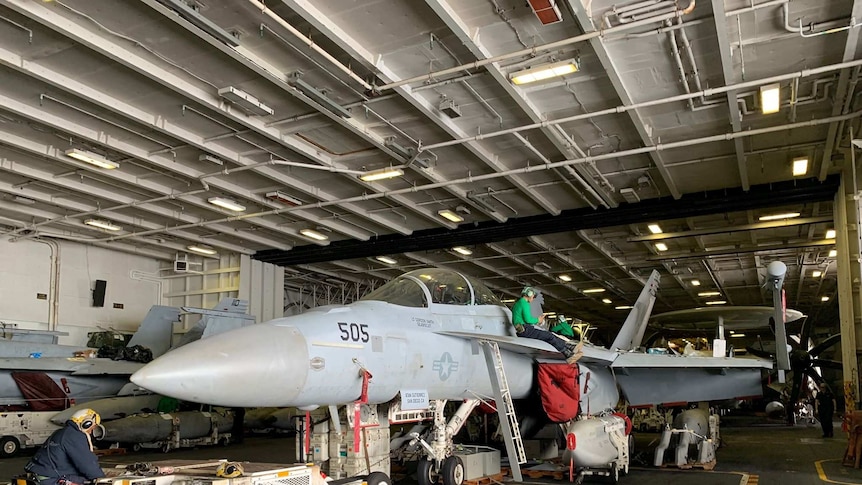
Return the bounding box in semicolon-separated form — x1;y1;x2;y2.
610;270;661;351
126;306;182;358
767;261;792;372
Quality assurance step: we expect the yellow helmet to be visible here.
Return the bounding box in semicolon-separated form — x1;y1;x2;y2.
70;409;100;430
216;462;244;478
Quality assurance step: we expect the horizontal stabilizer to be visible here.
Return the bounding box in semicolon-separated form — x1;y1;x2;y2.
435;331;618;365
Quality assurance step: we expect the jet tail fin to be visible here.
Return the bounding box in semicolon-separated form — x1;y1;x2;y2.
126;306;182;358
610;270;661;352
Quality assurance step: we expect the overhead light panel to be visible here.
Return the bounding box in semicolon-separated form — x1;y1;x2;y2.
812;270;822;277
218;86;274;116
698;291;722;297
156;0;239;47
792;157;808;176
528;0;563;24
84;219;122;231
64;148;119;169
558;274;572;282
199;154;224;165
647;224;663;234
437;209;464;223
620;188;640;203
829;249;837;258
705;300;727;305
758;212;800;221
300;228;329;241
602;298;612;304
290;76;352;118
501;298;516;303
207;196;246;212
582;288;606;294
266;191;303;206
359;167;404;182
375;256;397;265
731;333;746;338
821;296;830;302
187;244;217;255
615;305;633;310
510;59;579;85
655;242;668;252
439;98;462;118
760;83;781;114
826;229;836;239
691;279;701;286
452;246;473;256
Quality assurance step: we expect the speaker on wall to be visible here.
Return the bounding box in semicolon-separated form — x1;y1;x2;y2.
93;279;107;307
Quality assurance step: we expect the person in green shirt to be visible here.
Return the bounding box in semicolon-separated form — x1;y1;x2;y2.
550;315;575;338
512;287;580;364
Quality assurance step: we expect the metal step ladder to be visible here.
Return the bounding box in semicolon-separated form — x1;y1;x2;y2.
479;340;525;482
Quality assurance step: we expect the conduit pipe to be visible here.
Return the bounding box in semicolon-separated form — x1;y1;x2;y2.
418;58;862;153
375;0;696;92
783;4;853;36
668;22;695;111
23;110;857;247
625;0;788;39
33;238;60;330
198;159;365;190
248;0;373;92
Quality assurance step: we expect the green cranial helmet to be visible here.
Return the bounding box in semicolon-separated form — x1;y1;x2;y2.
521;286;536;298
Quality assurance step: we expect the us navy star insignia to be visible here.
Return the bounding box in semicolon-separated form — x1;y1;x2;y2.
432;352;460;381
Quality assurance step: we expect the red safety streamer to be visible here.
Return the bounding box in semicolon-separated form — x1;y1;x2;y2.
305;411;311;460
353;369;373;452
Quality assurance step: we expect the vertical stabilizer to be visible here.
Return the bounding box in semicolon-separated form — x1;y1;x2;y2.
610;270;661;351
126;306;181;358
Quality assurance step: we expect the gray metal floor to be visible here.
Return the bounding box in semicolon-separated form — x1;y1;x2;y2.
0;423;859;485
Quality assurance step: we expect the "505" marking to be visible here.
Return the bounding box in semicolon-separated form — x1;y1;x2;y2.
337;322;369;342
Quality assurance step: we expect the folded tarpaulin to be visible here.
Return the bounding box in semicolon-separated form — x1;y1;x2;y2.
537;363;579;423
11;371;69;411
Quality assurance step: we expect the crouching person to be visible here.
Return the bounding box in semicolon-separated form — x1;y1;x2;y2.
25;409;106;485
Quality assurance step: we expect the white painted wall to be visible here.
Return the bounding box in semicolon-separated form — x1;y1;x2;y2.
0;239;160;345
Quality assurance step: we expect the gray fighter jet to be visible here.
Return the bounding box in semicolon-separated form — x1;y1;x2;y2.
132;267;772;483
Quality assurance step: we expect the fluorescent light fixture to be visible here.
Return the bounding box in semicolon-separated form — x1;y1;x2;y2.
602;298;612;304
758;212;800;221
510;59;579;85
217;86;273;116
698;291;721;297
648;224;663;234
84;219;122;231
207;197;246;212
437;209;464;223
64;148;119;169
792;157;809;176
199;154;224;165
501;298;516;303
731;333;746;338
705;300;727;305
290;76;352;118
821;296;830;302
359;167;404;182
452;246;473;256
760;83;781;114
691;279;701;286
266;191;303;206
829;249;837;258
375;256;397;265
826;229;836;239
300;228;329;241
812;270;822;277
583;288;606;293
615;305;633;310
655;242;668;252
157;0;239;47
558;274;572;282
187;245;217;255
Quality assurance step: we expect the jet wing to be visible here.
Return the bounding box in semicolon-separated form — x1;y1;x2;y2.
611;353;773;406
0;357;143;375
435;331;619;365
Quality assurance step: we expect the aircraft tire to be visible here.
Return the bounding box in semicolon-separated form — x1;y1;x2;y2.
441;456;464;485
609;465;619;484
0;436;19;457
365;472;390;485
417;460;436;485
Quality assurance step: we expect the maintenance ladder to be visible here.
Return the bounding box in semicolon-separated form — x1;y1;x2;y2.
479;340;525;482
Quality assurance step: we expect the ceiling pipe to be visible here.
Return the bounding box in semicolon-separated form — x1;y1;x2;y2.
419;58;862;153
374;0;696;92
624;0;787;39
198;159;365;190
782;4;853;35
29;111;855;247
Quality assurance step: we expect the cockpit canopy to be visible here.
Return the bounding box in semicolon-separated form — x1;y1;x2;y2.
360;268;504;308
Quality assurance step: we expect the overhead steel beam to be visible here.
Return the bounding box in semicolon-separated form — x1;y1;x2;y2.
1;0;429;234
139;0;479;227
819;0;862;180
566;0;682;198
646;239;835;261
426;0;615;209
629;216;833;241
255;175;840;266
278;0;550;221
710;0;750;190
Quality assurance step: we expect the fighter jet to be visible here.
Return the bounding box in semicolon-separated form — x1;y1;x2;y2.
132;267;772;484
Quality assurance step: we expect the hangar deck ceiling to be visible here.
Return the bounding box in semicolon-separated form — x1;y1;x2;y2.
0;0;855;330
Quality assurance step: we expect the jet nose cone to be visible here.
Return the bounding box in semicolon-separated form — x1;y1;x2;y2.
131;324;308;407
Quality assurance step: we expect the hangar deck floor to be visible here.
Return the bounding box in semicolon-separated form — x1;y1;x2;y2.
0;422;859;485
